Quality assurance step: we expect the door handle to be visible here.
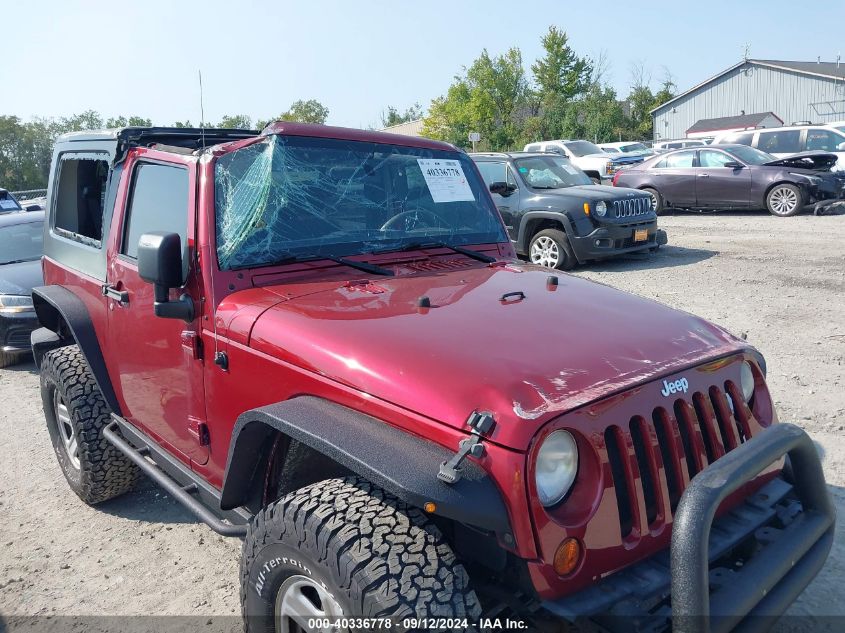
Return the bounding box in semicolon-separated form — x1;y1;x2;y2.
102;284;129;306
697;173;710;178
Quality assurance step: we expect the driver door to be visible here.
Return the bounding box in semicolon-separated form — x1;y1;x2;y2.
103;152;209;465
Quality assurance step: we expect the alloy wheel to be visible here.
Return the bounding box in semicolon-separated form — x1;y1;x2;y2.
530;236;560;268
55;391;80;470
275;575;344;633
770;186;798;215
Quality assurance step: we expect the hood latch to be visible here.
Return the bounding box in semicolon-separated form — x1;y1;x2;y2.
438;411;495;484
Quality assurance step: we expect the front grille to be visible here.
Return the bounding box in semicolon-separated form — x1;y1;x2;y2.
4;328;32;348
604;381;756;538
613;197;652;218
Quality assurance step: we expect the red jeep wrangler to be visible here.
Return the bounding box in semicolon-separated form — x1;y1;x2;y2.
32;124;833;632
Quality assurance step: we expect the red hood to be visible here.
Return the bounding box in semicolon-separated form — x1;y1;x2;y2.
228;262;746;449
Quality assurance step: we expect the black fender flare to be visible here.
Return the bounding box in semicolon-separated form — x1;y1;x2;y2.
31;285;121;414
220;396;513;540
516;210;575;254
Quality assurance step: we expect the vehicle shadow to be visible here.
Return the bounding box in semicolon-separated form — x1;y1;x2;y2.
96;476;203;527
2;357;38;375
576;244;717;273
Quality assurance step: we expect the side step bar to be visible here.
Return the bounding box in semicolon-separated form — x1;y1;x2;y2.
103;419;249;537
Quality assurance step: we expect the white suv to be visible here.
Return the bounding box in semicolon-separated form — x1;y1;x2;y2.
522;139;644;184
713;125;845;171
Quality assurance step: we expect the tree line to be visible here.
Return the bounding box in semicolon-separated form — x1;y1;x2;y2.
0;99;330;191
421;26;676;151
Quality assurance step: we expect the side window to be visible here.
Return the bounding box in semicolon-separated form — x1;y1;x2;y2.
805;129;844;151
758;130;801;153
121;163;189;273
729;132;754;146
474;162;508;188
699;150;734;167
665;151;695;168
666;143;681;149
53;156;110;245
506;166;519;188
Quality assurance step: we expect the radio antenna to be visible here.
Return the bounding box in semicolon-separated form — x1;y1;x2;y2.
198;70;207;150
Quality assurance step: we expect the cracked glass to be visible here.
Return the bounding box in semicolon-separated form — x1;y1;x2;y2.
214;135;506;270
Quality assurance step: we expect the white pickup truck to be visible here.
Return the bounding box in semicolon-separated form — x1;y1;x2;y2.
523;139;644;184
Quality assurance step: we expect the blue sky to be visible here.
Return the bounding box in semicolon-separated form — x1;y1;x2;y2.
4;0;843;129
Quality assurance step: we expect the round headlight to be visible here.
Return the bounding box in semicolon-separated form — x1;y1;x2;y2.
535;430;579;507
740;361;755;402
595;201;607;217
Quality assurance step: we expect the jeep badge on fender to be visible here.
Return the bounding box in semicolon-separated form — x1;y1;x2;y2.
30;123;834;633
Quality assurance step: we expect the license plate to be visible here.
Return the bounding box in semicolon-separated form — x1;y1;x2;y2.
634;229;648;242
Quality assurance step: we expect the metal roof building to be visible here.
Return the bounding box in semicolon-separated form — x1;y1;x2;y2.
651;59;845;140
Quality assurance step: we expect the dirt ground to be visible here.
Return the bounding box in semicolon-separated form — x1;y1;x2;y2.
1;210;843;630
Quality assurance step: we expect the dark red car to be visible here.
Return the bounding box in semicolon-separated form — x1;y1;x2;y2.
613;144;845;216
30;124;834;632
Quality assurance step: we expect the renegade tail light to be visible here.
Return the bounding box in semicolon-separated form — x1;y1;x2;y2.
612;171;621;187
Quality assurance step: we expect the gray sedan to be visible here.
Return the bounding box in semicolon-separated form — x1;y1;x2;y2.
612;144;845;216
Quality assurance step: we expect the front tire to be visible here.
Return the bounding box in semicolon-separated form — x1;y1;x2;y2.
529;228;577;270
766;184;803;217
40;345;138;504
241;477;481;632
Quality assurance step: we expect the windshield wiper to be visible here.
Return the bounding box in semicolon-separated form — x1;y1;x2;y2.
0;258;39;265
384;241;496;264
275;253;394;276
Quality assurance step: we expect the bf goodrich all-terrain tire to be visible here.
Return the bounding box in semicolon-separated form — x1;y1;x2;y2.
40;345;138;504
241;477;482;632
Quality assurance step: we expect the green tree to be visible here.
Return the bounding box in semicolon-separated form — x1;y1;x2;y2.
422;47;529;150
381;103;423;128
217;114;253;129
105;116;153;128
530;26;593;139
281;99;330;124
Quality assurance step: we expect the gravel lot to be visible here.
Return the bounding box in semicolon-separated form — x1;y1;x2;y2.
1;211;843;630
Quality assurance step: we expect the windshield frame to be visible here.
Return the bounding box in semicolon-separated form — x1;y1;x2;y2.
513;155;594;190
211;134;508;271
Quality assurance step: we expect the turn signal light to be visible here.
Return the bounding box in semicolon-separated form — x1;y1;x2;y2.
583;203;591;215
553;537;582;576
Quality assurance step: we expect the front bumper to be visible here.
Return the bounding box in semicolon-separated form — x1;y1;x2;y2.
569;220;665;262
0;309;38;354
541;424;834;633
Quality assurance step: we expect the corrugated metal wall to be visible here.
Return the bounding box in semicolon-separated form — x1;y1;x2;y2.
652;62;845;139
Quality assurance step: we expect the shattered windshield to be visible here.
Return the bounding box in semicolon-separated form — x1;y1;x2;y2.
514;156;593;189
214;135;506;270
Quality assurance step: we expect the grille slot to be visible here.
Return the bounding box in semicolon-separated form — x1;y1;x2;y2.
630;416;658;526
652;409;682;512
605;426;634;538
606;384;760;540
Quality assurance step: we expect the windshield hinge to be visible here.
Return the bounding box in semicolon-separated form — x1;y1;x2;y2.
438;411;496;485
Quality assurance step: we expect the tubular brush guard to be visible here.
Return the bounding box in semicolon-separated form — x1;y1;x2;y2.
671;423;835;633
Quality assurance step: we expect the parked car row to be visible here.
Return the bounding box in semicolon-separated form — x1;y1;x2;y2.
522;139;644;183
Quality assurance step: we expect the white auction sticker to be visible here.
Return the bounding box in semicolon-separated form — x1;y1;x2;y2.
416;159;475;203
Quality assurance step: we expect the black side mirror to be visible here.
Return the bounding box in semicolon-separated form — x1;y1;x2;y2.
137;232;194;322
490;181;516;197
724;161;744;169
